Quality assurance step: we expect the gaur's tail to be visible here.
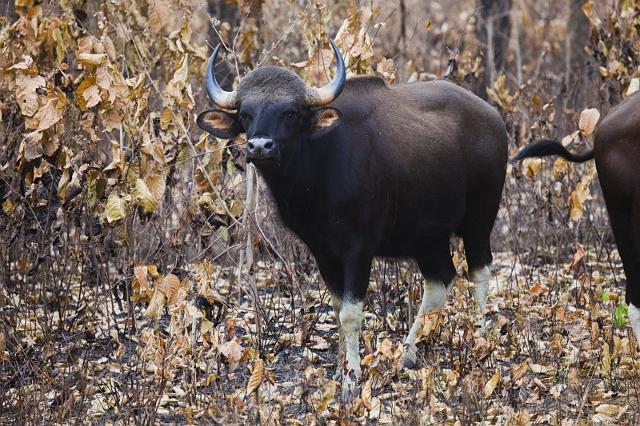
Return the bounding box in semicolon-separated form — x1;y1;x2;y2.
511;139;594;163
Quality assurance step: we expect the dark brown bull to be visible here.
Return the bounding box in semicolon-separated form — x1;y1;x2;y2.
513;91;640;346
197;42;508;397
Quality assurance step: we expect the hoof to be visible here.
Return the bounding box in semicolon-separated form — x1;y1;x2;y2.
400;344;418;369
400;353;418;370
341;376;359;401
332;369;342;381
476;316;487;333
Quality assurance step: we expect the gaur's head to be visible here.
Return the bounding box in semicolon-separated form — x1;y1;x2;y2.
197;42;346;168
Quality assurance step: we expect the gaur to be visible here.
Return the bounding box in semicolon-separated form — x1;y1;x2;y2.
197;41;509;397
513;91;640;347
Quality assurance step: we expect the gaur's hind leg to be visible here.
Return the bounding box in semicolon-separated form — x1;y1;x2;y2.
330;294;345;380
463;230;495;330
607;192;640;347
401;241;455;369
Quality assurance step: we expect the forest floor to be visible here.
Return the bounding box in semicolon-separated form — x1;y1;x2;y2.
2;245;640;424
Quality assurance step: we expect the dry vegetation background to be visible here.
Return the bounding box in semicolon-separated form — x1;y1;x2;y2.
1;0;639;424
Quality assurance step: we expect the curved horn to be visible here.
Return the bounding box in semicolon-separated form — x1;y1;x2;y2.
205;44;239;110
305;40;346;106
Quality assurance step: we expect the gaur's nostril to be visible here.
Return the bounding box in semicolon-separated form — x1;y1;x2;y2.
264;141;273;150
248;142;255;150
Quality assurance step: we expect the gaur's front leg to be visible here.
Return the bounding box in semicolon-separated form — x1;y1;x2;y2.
338;297;364;399
334;246;372;400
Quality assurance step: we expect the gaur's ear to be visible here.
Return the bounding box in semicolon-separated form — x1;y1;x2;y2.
310;107;342;137
197;110;241;139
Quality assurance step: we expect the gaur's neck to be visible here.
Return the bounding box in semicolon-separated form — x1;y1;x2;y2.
257;136;327;223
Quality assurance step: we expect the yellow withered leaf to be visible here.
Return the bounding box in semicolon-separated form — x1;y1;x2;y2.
552;158;569;178
246;358;264;396
0;332;5;360
78;53;107;66
523;158;542;178
144;174;166;201
134;178;158;213
160;274;182;306
75;75;101;111
106;193;126;223
317;380;336;413
144;288;166;319
581;0;601;27
569;180;591;221
34;97;64;131
483;370;500;398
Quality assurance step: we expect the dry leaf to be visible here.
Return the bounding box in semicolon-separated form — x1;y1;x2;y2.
0;332;5;361
361;377;373;410
34;97;64;131
219;338;245;371
144;288;166;318
595;403;627;418
601;342;611;378
7;55;34;70
22;131;44;161
246;359;264;395
483;370;500;398
317;380;336;413
15;74;45;117
76;75;101;111
134;179;158;213
523;158;542;178
578;108;600;136
528;283;549;297
626;78;639;97
581;0;602;27
144;174;166;201
78;53;107;66
106;193;126;223
561;130;579;147
160;274;182;305
377;338;394;358
569;180;591;221
511;360;528;382
149;0;173;33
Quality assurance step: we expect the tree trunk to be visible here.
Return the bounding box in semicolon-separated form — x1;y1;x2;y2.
474;0;512;101
565;0;599;111
399;0;407;51
0;0;17;23
206;0;263;88
552;0;599;136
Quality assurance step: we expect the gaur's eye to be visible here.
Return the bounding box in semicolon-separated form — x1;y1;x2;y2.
239;112;252;124
284;111;298;120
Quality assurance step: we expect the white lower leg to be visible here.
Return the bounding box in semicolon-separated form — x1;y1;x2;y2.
339;299;363;397
628;303;640;348
471;266;492;329
402;280;449;367
331;294;344;380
